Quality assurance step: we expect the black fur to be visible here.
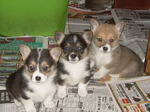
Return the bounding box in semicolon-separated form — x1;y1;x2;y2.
54;62;69;85
6;67;30;101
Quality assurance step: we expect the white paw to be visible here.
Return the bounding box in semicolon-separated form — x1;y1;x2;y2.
57;90;67;98
93;72;102;79
44;101;55;108
14;99;22;106
78;89;87;97
26;107;36;112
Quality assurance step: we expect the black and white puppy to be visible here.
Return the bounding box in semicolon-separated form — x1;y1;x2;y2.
6;44;61;112
55;31;94;98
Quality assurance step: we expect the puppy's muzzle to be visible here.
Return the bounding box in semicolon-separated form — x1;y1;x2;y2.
70;54;77;59
35;76;41;82
68;52;79;63
103;47;108;51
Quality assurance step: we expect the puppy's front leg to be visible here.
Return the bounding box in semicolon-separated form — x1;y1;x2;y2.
94;66;110;79
78;82;88;97
43;93;55;108
13;99;22;107
57;85;67;98
21;99;36;112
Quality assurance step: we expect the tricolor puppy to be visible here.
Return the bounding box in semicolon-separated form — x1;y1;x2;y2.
6;44;61;112
90;19;144;79
55;31;94;98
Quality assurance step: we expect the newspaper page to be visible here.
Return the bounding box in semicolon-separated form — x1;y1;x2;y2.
0;79;119;112
111;8;149;44
106;76;150;112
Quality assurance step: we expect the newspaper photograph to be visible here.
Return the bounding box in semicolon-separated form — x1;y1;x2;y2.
106;76;150;112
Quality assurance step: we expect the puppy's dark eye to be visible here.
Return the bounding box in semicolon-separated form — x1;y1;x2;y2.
65;47;70;51
98;38;102;41
43;66;49;72
78;47;83;51
29;65;35;72
110;39;114;42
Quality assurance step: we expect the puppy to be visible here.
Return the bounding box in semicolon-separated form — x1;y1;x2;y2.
90;19;144;79
54;31;94;98
6;44;61;112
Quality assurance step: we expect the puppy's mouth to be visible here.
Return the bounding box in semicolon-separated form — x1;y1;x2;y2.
68;53;79;63
98;44;112;53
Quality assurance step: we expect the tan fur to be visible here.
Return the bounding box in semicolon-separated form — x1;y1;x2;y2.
90;19;144;79
25;61;56;77
93;24;120;48
61;43;71;60
40;61;54;75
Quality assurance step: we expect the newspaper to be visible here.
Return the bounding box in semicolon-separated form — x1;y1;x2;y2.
0;79;119;112
106;76;150;112
111;8;150;44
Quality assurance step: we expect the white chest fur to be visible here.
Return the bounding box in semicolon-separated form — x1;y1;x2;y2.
25;74;56;102
90;43;112;68
60;57;90;86
95;52;112;68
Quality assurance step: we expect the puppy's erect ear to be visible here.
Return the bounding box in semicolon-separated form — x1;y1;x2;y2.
83;31;93;45
20;44;31;60
50;47;62;62
115;21;124;33
55;32;65;45
90;19;99;32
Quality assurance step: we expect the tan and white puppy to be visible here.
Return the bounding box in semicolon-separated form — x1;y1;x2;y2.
90;19;144;79
6;44;61;112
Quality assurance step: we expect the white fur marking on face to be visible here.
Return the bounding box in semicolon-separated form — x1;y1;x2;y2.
31;49;48;84
73;35;77;42
32;65;47;84
37;48;42;61
99;44;111;53
68;52;79;63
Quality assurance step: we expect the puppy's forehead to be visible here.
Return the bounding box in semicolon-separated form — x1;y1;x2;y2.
39;49;54;66
94;24;119;38
64;34;86;45
25;49;54;66
73;35;78;42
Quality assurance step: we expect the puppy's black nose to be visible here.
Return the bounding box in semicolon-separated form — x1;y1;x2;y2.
71;54;76;59
103;47;108;51
35;76;41;81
